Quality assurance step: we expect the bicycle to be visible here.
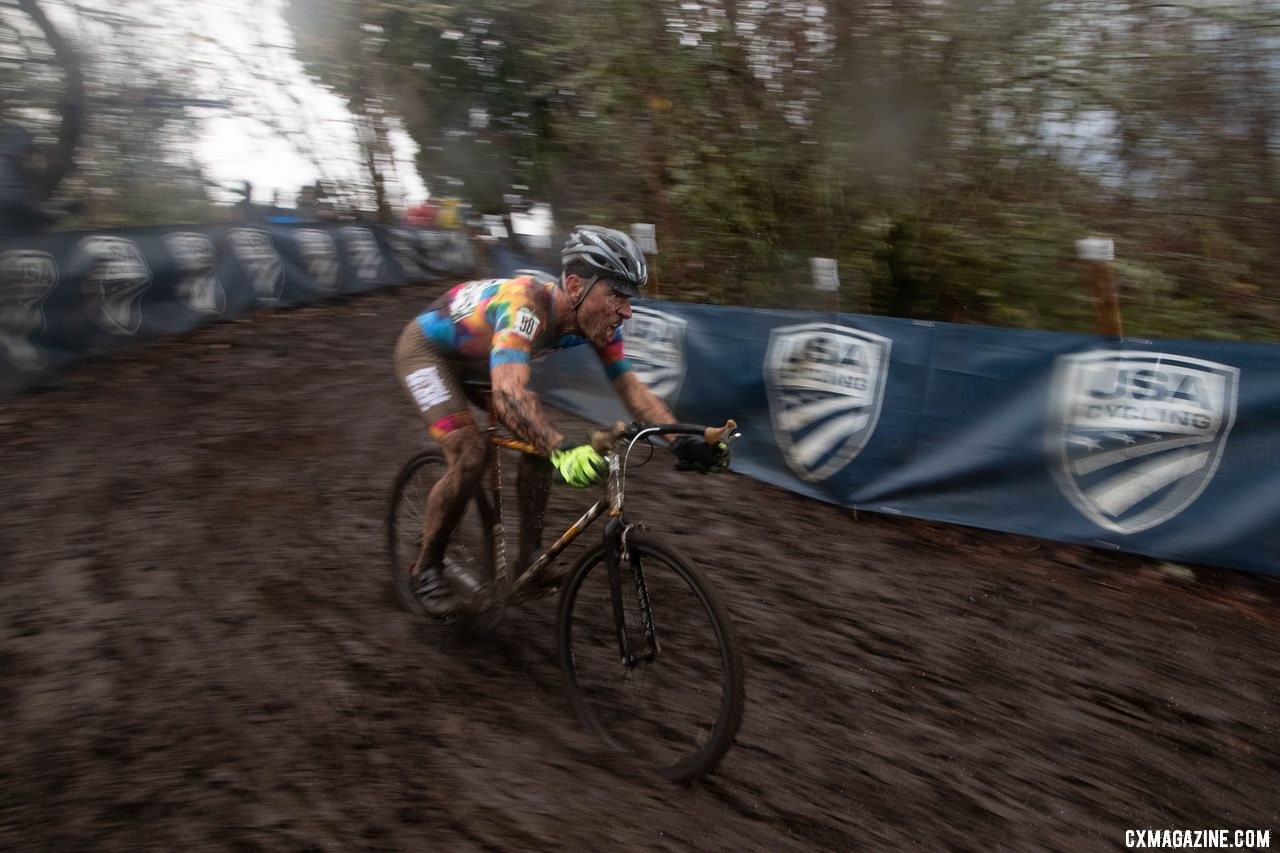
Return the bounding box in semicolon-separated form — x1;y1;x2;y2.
386;391;746;782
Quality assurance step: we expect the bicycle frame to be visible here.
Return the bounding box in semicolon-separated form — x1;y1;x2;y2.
484;418;671;666
480;408;621;602
481;412;712;606
470;395;738;666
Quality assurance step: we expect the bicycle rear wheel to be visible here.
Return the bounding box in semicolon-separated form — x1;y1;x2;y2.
556;531;744;782
386;449;494;618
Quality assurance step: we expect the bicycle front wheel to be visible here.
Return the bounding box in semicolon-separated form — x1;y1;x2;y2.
557;532;744;782
386;449;494;618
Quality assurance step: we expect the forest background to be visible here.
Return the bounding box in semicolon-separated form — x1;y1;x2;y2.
4;0;1278;341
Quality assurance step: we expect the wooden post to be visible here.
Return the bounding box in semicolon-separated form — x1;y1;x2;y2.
631;223;658;299
811;257;840;314
1076;237;1122;336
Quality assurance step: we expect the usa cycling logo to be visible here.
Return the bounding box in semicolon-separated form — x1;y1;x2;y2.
340;226;388;286
765;323;891;481
387;228;426;281
228;228;284;302
0;250;58;369
163;232;226;315
1047;350;1239;534
79;236;152;335
623;306;687;405
293;229;341;295
420;229;473;277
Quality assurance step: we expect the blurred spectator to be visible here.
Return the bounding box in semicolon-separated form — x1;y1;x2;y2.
0;124;80;237
436;197;462;229
235;180;254;222
403;200;438;228
295;183;337;223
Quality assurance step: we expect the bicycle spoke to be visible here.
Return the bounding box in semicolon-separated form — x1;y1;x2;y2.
387;450;495;618
558;533;744;782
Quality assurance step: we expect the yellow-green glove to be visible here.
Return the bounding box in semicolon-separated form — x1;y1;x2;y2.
550;442;607;488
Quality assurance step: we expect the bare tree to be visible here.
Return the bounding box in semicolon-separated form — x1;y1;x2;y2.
5;0;84;198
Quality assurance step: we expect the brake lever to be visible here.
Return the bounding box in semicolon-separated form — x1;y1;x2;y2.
703;419;739;446
589;420;630;454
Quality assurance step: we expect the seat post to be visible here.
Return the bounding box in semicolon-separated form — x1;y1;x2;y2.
486;394;509;587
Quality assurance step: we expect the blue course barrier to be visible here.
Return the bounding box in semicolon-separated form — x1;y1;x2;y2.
1;223;474;399
532;301;1280;576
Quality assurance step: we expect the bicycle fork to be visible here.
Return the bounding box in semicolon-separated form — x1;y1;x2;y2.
605;517;659;668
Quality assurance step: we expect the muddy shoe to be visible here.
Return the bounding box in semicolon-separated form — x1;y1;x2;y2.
412;564;461;619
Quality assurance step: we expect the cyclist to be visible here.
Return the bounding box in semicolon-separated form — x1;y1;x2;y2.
394;224;731;617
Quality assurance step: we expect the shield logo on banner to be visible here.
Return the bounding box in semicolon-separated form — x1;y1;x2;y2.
387;227;426;280
623;306;688;405
227;228;284;302
293;229;341;295
764;322;892;482
163;232;226;316
1047;350;1239;535
340;226;387;285
0;250;58;369
79;236;153;336
419;229;472;277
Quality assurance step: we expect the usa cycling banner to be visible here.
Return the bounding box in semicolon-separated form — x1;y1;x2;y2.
532;302;1280;577
0;223;474;398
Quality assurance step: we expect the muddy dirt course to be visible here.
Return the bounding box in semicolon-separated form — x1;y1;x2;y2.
2;281;1278;851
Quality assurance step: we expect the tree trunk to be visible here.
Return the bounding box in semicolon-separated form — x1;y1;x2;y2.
18;0;85;199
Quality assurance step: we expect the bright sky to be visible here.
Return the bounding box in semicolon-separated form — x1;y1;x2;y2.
188;0;428;208
49;0;428;209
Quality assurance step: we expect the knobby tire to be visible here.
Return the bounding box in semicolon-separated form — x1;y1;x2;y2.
386;449;495;620
556;532;745;782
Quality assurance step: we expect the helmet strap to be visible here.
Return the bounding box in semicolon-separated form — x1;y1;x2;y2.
569;274;599;312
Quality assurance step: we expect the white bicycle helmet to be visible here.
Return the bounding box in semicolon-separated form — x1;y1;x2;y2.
560;225;648;298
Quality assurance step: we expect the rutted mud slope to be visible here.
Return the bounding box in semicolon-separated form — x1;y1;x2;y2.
1;283;1277;851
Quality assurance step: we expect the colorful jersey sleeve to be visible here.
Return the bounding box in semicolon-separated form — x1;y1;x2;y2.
488;283;546;371
595;326;634;381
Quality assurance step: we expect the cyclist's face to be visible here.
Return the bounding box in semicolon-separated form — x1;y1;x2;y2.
586;281;632;347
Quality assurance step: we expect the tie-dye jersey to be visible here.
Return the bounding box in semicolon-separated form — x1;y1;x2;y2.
415;275;633;380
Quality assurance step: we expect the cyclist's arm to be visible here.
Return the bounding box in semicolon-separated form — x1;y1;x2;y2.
491;361;564;455
488;285;565;454
612;370;677;426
